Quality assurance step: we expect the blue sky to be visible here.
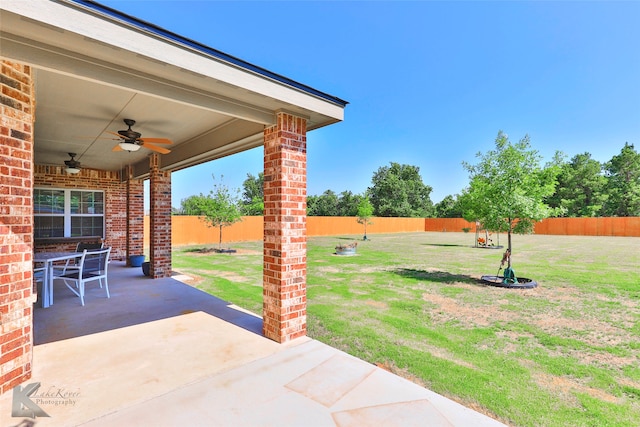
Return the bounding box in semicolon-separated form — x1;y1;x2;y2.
100;1;640;206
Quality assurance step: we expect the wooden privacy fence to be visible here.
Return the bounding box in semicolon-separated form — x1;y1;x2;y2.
424;217;640;237
534;217;640;237
307;216;424;237
144;216;424;247
144;216;640;247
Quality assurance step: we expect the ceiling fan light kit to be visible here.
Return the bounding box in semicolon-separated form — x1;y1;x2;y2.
118;141;141;152
64;152;81;174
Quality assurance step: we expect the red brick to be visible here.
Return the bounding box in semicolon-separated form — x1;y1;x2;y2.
1;59;34;393
262;112;308;343
149;155;172;278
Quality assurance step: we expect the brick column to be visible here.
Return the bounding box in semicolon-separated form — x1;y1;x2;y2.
0;60;35;394
149;154;172;278
263;112;308;343
125;165;144;265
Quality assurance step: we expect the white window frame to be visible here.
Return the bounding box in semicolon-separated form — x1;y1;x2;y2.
34;187;105;238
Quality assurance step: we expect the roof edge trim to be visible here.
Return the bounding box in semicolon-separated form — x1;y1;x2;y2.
62;0;349;108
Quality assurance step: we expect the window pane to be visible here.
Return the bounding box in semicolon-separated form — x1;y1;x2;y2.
93;192;104;214
53;191;64;214
70;191;81;214
71;216;103;237
34;189;46;214
34;216;64;238
83;192;95;214
71;190;104;214
34;189;64;214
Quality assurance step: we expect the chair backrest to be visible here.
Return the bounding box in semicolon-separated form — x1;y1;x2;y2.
82;247;111;276
76;242;103;252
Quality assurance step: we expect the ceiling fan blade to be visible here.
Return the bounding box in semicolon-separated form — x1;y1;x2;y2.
142;143;171;154
106;131;125;139
112;145;124;152
139;137;173;145
76;135;120;141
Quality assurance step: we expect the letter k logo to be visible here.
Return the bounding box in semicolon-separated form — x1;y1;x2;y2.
12;383;50;418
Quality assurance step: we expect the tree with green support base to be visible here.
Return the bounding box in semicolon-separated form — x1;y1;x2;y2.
460;131;562;285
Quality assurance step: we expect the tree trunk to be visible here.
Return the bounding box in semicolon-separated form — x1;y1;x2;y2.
507;219;513;268
219;224;223;250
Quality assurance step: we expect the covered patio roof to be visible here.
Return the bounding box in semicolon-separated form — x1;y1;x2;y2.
1;0;347;178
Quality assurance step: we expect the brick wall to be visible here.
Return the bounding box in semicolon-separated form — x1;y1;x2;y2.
149;154;172;278
126;165;144;265
0;60;34;394
33;166;128;260
263;112;308;343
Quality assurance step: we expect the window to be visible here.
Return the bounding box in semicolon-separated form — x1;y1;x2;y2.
34;188;104;238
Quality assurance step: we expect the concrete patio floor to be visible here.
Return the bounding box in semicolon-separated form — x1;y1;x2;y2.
1;262;508;426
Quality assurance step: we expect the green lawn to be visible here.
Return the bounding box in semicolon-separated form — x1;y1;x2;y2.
172;232;640;427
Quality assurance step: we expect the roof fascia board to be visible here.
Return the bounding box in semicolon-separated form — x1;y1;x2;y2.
68;0;347;108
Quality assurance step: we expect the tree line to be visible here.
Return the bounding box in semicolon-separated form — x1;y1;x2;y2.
175;139;640;219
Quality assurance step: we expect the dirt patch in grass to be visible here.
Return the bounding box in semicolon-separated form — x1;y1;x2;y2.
365;299;388;309
187;248;262;256
315;266;343;274
535;371;620;405
423;285;638;370
416;342;476;370
315;265;388;275
567;351;637;369
534;315;632;347
375;360;428;388
422;291;513;327
178;269;251;284
174;271;204;286
208;269;251;283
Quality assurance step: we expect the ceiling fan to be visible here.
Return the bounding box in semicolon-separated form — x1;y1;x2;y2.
108;119;172;154
64;152;81;174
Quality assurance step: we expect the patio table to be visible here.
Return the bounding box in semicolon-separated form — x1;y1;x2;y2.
34;251;82;308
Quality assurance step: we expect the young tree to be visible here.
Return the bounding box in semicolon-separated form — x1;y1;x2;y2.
603;143;640;216
356;197;374;240
368;162;433;217
197;175;243;250
240;172;264;216
461;131;560;277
